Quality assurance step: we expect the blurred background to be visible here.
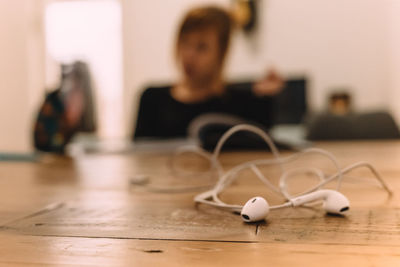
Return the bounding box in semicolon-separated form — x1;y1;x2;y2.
1;0;399;152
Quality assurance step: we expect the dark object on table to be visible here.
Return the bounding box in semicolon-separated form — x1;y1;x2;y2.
306;111;400;140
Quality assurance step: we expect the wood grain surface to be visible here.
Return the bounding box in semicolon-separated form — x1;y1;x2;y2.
1;141;400;266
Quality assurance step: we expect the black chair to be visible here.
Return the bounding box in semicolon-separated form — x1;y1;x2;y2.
231;78;308;126
272;78;307;125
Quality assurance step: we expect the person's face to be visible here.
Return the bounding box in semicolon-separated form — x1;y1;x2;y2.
177;28;222;85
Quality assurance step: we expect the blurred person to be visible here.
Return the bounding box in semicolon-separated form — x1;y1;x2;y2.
134;6;284;140
33;61;96;153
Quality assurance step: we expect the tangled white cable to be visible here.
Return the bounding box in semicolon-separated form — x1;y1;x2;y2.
183;124;393;222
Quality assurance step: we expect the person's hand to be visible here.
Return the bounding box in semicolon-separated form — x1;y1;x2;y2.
253;69;285;96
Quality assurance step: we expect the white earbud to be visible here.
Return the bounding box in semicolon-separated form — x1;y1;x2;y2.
241;196;270;222
290;189;350;215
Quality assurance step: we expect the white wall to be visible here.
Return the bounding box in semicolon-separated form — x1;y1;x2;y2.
122;0;396;135
388;0;400;123
264;0;391;111
0;1;45;152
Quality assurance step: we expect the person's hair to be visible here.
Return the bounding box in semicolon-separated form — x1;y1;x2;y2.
176;6;234;64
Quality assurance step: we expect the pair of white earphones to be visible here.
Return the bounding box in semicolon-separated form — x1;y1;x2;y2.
196;189;349;222
172;124;392;223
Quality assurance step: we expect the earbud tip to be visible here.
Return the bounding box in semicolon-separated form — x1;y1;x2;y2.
324;191;350;215
241;197;269;222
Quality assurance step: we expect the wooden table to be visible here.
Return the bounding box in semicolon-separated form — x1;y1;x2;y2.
0;141;400;266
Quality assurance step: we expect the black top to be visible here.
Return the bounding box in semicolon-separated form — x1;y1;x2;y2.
133;83;275;140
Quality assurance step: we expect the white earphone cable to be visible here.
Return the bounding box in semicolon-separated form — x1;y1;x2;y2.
190;124;392;212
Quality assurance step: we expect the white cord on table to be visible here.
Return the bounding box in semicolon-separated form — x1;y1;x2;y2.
135;124;392;211
190;124;392;212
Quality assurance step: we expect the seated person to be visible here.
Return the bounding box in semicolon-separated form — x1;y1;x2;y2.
134;6;284;140
33;61;96;153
